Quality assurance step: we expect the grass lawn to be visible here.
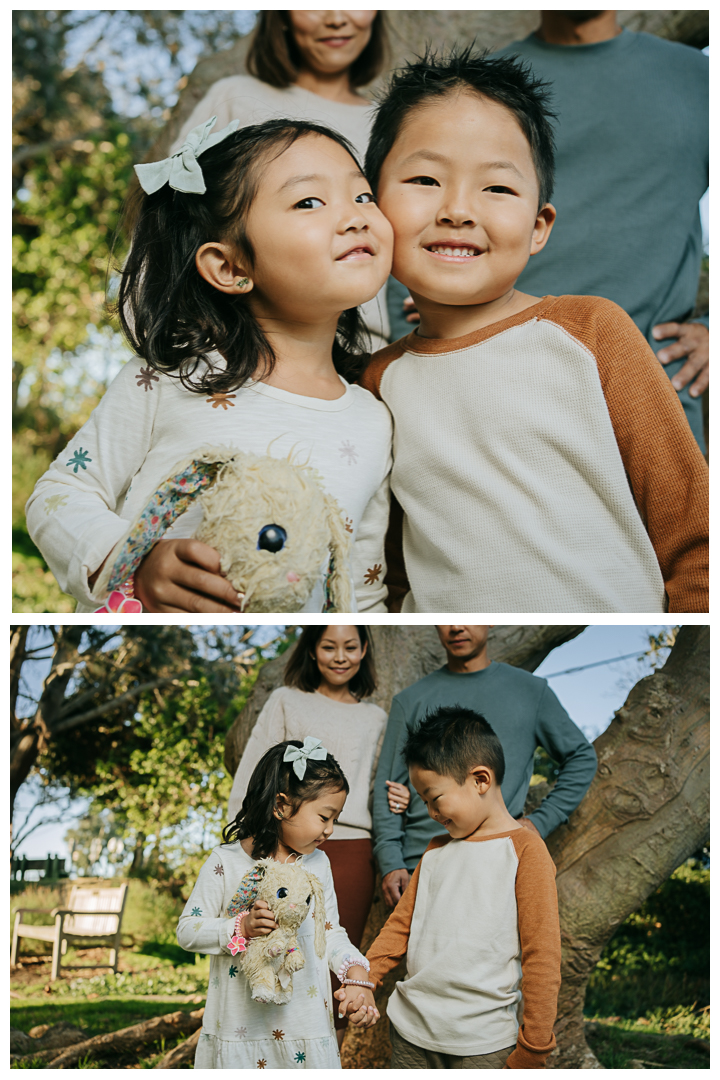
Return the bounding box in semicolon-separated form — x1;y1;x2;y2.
10;863;709;1068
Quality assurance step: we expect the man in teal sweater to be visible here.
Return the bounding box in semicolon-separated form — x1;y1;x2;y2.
374;626;597;907
496;11;709;450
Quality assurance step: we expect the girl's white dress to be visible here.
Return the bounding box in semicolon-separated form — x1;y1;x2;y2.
26;356;392;612
177;843;366;1069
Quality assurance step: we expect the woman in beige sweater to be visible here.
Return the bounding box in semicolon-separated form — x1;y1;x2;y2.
227;624;386;1039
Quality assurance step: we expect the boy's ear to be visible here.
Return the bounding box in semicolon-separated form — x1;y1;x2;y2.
470;764;493;793
196;241;254;295
529;203;557;257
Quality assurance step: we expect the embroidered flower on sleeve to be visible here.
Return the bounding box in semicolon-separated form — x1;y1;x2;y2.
228;965;238;978
66;448;92;473
257;1059;267;1069
191;907;202;916
43;494;69;515
295;1051;306;1063
272;1030;284;1041
214;863;224;876
235;1027;247;1038
307;985;318;998
364;564;382;585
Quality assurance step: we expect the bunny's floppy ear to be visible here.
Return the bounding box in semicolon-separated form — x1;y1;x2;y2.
93;445;238;597
322;493;352;614
307;870;327;958
225;861;267;917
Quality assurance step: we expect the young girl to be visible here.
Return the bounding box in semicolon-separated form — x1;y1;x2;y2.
26;116;394;613
178;739;378;1069
227;625;385;1040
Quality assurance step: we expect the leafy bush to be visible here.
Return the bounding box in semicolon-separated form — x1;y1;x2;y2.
586;860;709;1018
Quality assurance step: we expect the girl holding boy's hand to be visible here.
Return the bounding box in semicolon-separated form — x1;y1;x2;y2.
335;983;380;1027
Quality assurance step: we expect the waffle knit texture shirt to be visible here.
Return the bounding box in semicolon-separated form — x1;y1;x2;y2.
496;30;709;450
27;356;392;612
227;687;387;839
366;828;561;1068
361;295;709;613
372;660;596;878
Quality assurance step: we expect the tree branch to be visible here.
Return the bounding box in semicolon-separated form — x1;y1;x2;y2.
12;128;107;167
53;675;184;734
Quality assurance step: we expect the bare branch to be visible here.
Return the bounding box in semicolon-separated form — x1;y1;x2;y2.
53;675;185;734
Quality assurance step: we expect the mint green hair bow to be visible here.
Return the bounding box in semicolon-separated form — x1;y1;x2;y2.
283;737;328;780
134;115;240;195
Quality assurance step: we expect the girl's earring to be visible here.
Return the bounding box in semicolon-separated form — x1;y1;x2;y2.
235;277;249;289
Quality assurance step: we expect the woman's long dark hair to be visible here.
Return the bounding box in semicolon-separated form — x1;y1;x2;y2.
116;120;371;395
283;626;376;699
223;740;349;859
247;12;388;90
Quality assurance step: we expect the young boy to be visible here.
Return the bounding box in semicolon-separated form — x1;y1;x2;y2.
337;706;561;1068
360;48;709;614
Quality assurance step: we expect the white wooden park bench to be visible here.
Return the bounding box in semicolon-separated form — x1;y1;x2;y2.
11;881;128;981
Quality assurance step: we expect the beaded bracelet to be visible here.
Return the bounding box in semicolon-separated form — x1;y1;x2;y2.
342;978;374;989
228;909;249;955
337;956;370;984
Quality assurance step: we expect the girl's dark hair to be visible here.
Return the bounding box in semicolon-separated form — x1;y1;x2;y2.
222;740;349;859
116;120;371;395
365;45;556;208
284;626;377;699
247;11;388;90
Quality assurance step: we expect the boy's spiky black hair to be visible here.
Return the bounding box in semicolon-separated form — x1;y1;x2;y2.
365;45;556;208
403;705;506;786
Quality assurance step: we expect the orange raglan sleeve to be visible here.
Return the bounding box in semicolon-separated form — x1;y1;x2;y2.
365;834;447;988
545;296;708;612
359;342;411;613
505;831;561;1069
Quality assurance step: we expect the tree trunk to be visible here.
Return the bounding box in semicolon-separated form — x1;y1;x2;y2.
224;625;585;776
339;625;708;1068
10;625;86;822
546;624;709;1068
38;1007;204;1068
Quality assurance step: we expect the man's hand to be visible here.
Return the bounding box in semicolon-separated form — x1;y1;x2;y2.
652;321;709;398
134;538;244;612
518;817;541;837
382;868;410;908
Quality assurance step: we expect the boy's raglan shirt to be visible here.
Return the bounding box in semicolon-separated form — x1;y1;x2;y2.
366;828;561;1068
361;294;708;614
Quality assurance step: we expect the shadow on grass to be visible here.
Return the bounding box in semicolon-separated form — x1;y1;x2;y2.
11;997;198;1038
139;942;196;966
587;1020;710;1069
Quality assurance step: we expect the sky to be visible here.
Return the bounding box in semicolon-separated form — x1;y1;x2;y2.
13;624;674;869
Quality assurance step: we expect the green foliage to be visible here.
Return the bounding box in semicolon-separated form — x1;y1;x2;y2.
531;745;559;782
586;860;709;1018
13;129;135;431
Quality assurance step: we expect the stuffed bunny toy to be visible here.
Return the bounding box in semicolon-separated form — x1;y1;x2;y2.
226;858;326;1005
92;445;352;612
